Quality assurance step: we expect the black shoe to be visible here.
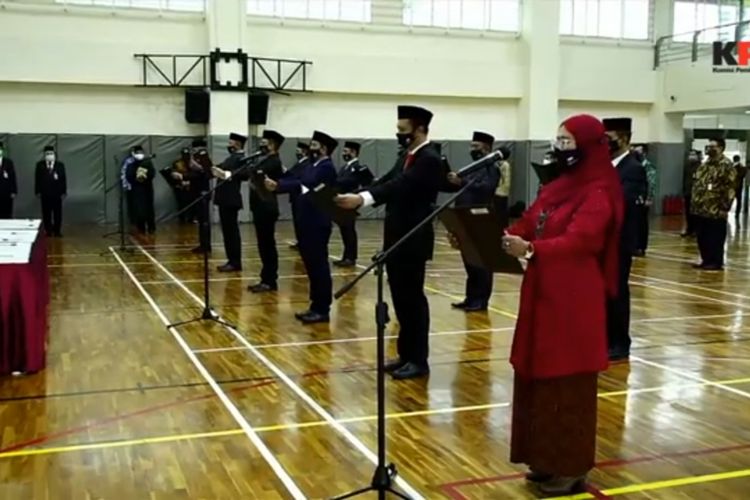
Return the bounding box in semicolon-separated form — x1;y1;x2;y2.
608;350;630;362
537;475;587;496
451;300;468;309
217;263;241;273
299;311;330;324
463;303;488;312
384;358;406;373
525;470;553;483
702;265;723;271
248;282;277;293
391;362;430;380
295;310;312;320
333;259;356;268
692;262;705;269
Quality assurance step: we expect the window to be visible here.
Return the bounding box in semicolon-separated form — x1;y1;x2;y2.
559;0;651;40
247;0;372;23
402;0;521;33
672;0;745;43
55;0;205;11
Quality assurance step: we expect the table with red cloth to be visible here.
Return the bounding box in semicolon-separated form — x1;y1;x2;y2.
0;220;49;376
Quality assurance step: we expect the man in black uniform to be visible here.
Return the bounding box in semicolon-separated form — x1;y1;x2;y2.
0;141;18;218
125;145;156;234
334;141;374;267
212;132;249;273
35;145;67;237
444;131;500;311
603;117;648;362
287;142;310;251
247;130;285;293
336;105;442;380
185;139;212;253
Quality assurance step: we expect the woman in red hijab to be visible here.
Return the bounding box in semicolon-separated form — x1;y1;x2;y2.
501;114;624;495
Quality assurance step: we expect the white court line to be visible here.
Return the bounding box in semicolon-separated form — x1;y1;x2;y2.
136;244;426;500
630;280;750;310
631;356;750;400
645;250;750;272
631;273;750;301
109;248;306;500
634;312;750;324
192;327;515;354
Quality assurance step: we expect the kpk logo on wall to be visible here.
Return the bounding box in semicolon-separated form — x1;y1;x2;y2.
712;41;750;72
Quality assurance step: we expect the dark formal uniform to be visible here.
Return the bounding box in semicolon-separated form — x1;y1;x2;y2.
278;135;337;318
336;157;374;263
366;140;442;371
185;143;212;252
444;161;500;309
161;153;194;223
734;161;747;217
35;158;67;236
0;156;18;219
214;150;249;269
126;158;156;233
286;153;310;246
250;153;284;287
608;150;647;359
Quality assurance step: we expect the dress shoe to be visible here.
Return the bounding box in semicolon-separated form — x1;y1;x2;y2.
384;358;406;373
536;475;586;496
299;311;330;324
294;310;312;320
216;263;241;273
692;262;705;269
391;362;430;380
451;300;468;309
463;303;488;312
525;470;553;483
702;265;723;271
248;283;277;293
333;258;356;268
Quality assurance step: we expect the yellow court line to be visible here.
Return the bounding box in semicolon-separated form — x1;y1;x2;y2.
5;376;750;460
558;468;750;499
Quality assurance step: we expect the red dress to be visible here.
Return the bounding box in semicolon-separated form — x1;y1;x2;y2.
507;187;614;379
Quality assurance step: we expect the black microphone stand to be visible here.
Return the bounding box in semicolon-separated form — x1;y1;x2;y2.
331;164;489;500
101;155;133;255
164;154;265;330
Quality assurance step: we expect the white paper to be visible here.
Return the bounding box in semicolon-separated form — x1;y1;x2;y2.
0;242;33;264
0;219;41;231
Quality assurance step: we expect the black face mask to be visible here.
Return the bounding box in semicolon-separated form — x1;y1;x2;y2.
396;132;413;148
633;152;644;162
309;148;322;160
552;147;582;170
608;138;620;155
259;145;270;155
342;153;353;162
706;147;718;158
295;152;304;161
227;146;236;154
470;150;484;161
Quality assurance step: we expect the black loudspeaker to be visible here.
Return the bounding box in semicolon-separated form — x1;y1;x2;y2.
185;88;210;124
248;92;269;125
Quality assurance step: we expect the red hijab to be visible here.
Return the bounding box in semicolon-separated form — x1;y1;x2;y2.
536;114;624;296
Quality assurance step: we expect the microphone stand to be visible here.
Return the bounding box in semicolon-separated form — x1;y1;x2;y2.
164;154;265;330
101;155;133;255
332;163;490;500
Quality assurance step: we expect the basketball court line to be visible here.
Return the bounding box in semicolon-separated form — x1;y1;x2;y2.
136;244;427;500
191;327;515;354
110;248;306;500
5;374;750;461
631;272;750;301
630;280;750;310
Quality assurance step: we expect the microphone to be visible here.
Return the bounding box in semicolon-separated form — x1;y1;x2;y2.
239;150;265;164
455;149;504;178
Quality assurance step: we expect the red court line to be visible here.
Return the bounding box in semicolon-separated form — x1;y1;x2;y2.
438;441;750;495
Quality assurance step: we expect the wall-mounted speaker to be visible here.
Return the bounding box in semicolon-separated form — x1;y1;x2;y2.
185;88;210;124
248;92;269;125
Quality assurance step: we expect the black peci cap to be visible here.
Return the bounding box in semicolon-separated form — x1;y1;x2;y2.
602;118;632;133
229;132;248;146
344;141;361;152
262;130;285;146
397;105;433;127
472;131;495;145
312;130;339;153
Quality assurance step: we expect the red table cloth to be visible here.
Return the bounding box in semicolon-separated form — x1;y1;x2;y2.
0;230;49;375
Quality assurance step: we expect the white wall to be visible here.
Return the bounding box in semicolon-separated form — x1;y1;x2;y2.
0;3;663;139
559;101;653;142
661;61;750;113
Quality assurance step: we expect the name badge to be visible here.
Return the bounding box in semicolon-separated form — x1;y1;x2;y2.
53;173;59;181
470;208;490;215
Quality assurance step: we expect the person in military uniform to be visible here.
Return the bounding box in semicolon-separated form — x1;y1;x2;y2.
286;142;310;251
35;145;67;237
247;130;285;293
333;141;374;267
184;139;213;253
691;138;736;270
336;105;443;380
603;117;647;362
266;131;338;324
633;143;656;257
125;145;156;234
444;131;500;312
212;133;250;272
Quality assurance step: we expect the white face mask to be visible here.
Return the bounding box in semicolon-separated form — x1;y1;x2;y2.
133;153;145;161
45;154;55;162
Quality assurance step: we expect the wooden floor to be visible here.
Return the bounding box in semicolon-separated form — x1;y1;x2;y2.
2;217;750;499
